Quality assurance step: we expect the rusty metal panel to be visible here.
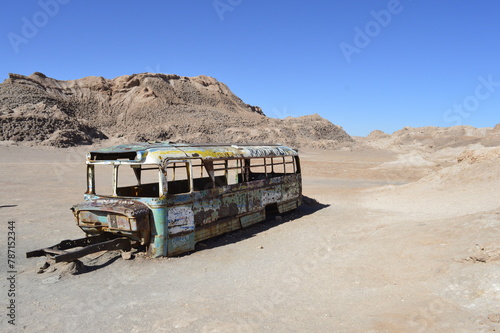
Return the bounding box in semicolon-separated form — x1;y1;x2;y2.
72;198;150;244
261;188;284;206
167;205;195;235
278;200;298;214
167;234;195;256
79;211;106;224
193;197;221;226
27;234;132;263
73;199;149;217
247;187;262;210
240;210;266;228
195;217;241;243
220;191;247;218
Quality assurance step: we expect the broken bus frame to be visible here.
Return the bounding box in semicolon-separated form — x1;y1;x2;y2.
28;142;302;260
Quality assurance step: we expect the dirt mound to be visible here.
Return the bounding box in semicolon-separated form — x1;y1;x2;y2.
364;146;500;219
456;147;500;164
366;129;390;140
0;72;353;148
358;125;500;151
0;101;107;145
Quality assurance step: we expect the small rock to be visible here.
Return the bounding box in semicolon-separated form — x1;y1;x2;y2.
258;245;264;249
121;251;133;260
488;313;500;323
36;261;50;274
468;255;488;263
60;260;84;275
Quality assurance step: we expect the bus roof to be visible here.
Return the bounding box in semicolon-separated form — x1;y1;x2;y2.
87;142;298;164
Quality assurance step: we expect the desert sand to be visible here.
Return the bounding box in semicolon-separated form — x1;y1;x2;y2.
0;139;499;333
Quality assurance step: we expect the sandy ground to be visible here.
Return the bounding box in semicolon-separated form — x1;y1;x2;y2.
0;143;499;332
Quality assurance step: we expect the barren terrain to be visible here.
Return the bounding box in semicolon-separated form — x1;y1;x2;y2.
1;71;499;332
1;139;499;332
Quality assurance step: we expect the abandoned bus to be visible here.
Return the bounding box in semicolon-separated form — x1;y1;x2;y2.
71;142;302;257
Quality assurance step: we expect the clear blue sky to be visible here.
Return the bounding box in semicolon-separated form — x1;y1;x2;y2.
1;0;499;136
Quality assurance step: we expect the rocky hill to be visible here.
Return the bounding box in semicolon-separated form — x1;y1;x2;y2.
0;72;353;148
357;125;500;151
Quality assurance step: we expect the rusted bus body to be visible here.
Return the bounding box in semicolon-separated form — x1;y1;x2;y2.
72;143;302;257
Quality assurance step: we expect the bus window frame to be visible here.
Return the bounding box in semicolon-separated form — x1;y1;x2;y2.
163;159;193;195
161;155;300;195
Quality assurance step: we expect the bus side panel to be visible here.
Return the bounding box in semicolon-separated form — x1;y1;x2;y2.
283;174;302;213
162;172;302;256
220;191;248;218
167;205;195;234
167;233;195;256
280;174;302;203
240;209;266;228
166;194;196;256
261;187;283;206
193;187;248;242
278;200;298;214
193;196;221;226
150;207;167;258
195;216;241;242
